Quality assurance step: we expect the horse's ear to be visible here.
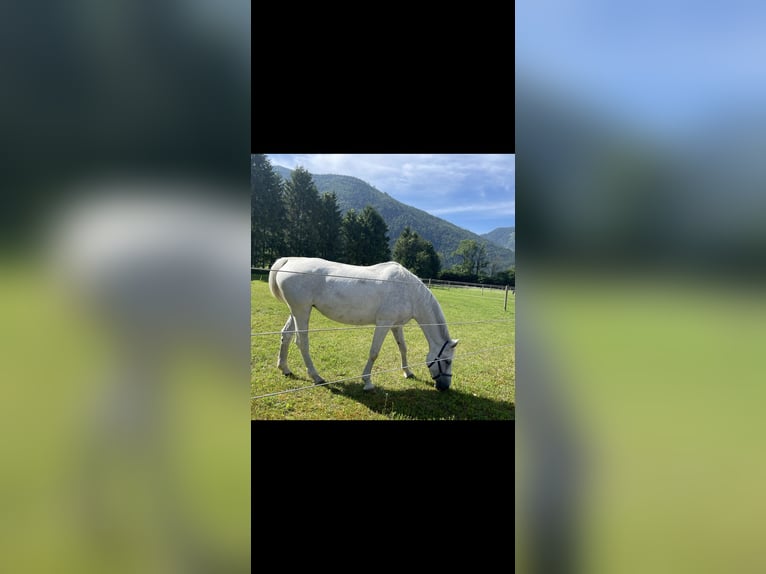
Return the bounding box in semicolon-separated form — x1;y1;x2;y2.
450;339;459;348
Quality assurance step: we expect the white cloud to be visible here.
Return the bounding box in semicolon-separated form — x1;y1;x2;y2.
268;154;513;190
431;201;516;217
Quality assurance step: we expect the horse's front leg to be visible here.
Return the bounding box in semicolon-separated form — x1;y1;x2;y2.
362;325;390;391
391;326;415;379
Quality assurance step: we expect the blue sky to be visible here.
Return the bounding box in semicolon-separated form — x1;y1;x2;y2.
516;0;766;141
266;154;515;236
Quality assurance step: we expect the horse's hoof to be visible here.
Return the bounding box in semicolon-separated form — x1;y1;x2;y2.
281;371;294;378
314;379;326;385
404;372;415;379
363;384;376;392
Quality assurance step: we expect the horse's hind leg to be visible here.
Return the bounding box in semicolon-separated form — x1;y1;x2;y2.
362;325;390;391
277;315;295;376
391;326;415;379
293;309;325;384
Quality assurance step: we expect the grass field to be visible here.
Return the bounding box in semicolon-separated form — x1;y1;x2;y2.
251;276;515;420
0;263;250;573
515;272;766;574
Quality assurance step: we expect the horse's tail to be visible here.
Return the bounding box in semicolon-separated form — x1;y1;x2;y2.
269;257;289;304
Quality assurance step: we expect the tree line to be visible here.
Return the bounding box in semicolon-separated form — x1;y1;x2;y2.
252;155;391;268
252;154;514;285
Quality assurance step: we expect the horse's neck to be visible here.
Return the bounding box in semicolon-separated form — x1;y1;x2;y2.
413;288;450;349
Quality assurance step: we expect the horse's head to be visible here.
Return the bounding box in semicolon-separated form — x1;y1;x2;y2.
427;339;459;391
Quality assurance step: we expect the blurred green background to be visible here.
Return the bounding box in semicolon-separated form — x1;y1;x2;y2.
0;2;250;572
516;2;766;572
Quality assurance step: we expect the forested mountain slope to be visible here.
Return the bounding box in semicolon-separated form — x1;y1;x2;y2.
481;226;515;251
274;166;514;269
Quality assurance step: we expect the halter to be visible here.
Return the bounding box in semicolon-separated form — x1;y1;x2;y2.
426;340;453;380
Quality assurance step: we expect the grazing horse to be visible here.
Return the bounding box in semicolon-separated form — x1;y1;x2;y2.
269;257;459;391
50;185;250;572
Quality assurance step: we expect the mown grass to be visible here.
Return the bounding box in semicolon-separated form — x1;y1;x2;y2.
515;272;766;574
0;263;250;573
251;275;515;420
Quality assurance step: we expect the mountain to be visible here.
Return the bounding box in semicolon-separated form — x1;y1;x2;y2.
481;227;515;251
273;166;514;270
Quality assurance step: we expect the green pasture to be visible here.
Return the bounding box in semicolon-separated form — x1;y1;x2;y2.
251;276;515;420
516;271;766;574
0;264;250;573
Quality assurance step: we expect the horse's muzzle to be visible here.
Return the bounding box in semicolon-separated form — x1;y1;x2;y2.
435;376;452;391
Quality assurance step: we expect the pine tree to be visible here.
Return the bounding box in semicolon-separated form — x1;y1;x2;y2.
414;240;440;278
283;166;321;257
341;209;364;265
316;192;343;261
393;226;441;278
393;226;417;270
341;206;391;265
359;206;391;265
251;154;286;267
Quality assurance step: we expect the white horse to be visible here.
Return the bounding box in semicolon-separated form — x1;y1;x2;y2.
268;257;459;391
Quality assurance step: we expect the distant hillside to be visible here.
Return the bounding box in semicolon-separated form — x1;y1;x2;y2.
273;166;514;270
481;226;515;251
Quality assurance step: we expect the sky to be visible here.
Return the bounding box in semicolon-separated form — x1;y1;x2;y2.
516;0;766;142
265;154;515;236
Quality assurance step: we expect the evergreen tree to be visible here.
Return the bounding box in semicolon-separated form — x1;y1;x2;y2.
283;166;321;256
414;241;440;278
393;226;417;269
341;206;391;265
393;226;441;278
316;192;343;261
251;154;286;267
341;209;365;265
359;205;391;264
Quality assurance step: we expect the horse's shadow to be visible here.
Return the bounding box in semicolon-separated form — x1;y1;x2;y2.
326;376;515;420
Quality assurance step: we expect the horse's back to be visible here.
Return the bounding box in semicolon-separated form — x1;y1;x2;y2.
269;257;418;323
275;257;407;282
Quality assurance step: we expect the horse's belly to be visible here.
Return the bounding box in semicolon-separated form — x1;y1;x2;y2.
313;302;377;325
312;284;396;325
299;276;410;326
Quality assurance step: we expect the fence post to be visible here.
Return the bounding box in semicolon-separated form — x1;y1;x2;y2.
504;284;509;311
428;278;432;289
